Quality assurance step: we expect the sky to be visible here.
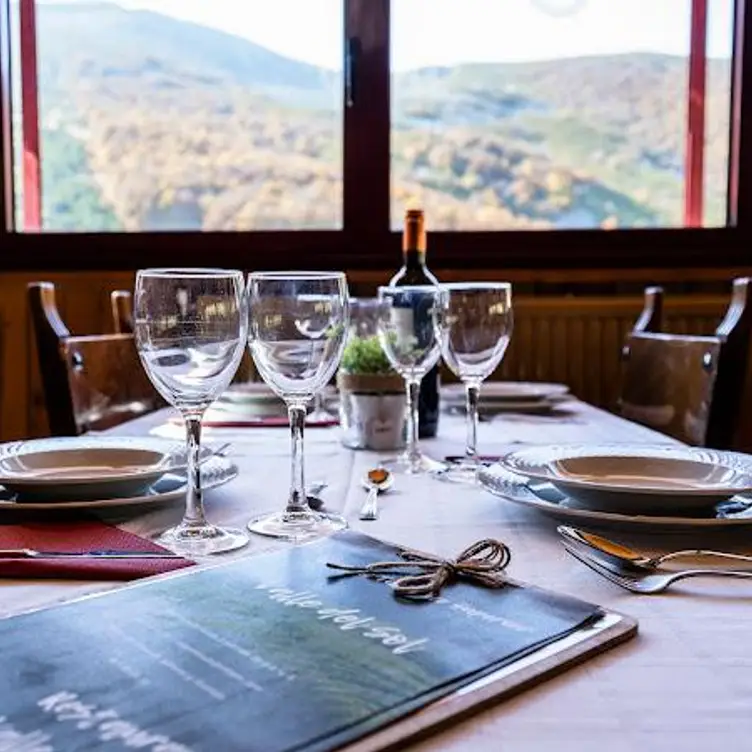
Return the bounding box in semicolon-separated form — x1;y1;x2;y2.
42;0;735;70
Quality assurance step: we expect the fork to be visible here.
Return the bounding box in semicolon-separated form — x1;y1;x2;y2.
563;542;752;594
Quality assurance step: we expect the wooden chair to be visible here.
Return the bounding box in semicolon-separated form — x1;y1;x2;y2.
29;282;161;436
110;290;134;334
619;278;752;449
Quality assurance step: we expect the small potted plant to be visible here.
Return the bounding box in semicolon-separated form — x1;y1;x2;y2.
337;334;407;450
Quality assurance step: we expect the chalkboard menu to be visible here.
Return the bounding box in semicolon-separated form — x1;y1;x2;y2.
0;532;603;751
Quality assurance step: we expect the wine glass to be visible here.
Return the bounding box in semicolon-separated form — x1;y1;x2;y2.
246;271;349;540
377;285;445;475
434;282;513;483
134;268;250;556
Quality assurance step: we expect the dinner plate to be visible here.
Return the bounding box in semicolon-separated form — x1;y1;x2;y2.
500;443;752;513
442;382;569;403
0;437;213;501
547;454;752;512
218;383;282;406
0;453;237;512
0;446;171;500
0;436;226;506
479;446;752;532
216;384;338;418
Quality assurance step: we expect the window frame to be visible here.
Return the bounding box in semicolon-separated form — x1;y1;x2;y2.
0;0;750;272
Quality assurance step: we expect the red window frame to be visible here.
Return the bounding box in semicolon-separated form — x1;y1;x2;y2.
0;0;751;271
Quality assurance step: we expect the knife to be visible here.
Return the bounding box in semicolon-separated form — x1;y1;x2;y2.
0;548;183;559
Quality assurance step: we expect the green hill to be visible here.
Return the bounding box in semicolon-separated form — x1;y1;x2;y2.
31;3;731;231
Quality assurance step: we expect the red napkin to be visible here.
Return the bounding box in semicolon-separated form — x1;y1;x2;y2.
202;416;339;428
169;414;339;428
0;521;194;580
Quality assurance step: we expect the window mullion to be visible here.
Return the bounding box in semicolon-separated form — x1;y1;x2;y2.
684;0;708;227
0;0;13;231
19;0;40;231
728;0;751;228
343;0;390;245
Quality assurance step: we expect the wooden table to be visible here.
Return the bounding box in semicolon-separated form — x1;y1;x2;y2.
3;401;752;752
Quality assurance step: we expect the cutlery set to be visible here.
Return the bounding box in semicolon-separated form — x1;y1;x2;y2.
558;525;752;594
0;548;183;560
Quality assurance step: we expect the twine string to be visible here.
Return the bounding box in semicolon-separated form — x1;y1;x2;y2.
326;539;511;599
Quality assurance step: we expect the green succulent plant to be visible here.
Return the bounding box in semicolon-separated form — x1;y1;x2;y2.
340;335;395;375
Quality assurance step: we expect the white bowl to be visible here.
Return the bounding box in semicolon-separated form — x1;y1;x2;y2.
548;455;752;513
499;444;752;515
0;446;168;501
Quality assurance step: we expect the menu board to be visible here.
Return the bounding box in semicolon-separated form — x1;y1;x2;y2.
0;532;610;751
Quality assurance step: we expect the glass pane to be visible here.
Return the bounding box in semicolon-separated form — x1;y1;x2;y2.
33;0;342;232
391;0;732;230
705;0;734;226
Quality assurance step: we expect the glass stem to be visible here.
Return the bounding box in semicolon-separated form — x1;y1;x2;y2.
465;383;481;465
286;403;310;515
182;414;208;528
405;378;422;464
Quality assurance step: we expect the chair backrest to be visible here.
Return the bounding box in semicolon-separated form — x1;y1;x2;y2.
110;290;134;334
633;286;664;334
619;278;752;449
29;282;160;436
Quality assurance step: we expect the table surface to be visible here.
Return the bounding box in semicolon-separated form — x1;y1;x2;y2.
3;401;752;752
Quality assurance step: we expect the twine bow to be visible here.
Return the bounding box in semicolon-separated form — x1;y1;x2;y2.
326;539;511;600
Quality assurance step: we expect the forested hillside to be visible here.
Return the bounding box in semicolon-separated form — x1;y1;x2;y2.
32;3;730;231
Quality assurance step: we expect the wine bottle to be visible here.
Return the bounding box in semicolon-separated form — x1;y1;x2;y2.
389;208;440;439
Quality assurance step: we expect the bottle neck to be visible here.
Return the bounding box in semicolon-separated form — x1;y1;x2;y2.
403;248;427;272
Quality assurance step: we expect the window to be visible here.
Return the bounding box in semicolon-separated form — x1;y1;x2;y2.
391;0;732;230
12;0;343;232
0;0;748;268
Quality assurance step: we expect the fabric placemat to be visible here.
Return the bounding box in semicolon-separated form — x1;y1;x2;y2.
0;520;193;580
170;414;339;428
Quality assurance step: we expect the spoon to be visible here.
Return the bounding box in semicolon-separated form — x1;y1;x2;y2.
558;525;752;571
306;480;328;511
359;468;393;521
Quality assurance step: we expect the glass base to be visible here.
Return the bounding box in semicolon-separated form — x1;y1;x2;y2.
248;509;348;542
434;460;482;485
382;451;446;476
154;523;249;558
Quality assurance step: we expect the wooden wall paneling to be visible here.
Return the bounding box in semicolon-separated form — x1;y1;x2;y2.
1;274;34;439
586;318;603;406
1;271;135;440
0;269;740;441
600;317;621;409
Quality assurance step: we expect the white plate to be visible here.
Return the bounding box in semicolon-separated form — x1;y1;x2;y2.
210;400;288;419
548;455;752;512
218;383;282;406
0;437;228;506
216;384;338;418
500;444;752;513
0;446;170;500
0;454;237;511
478;459;752;533
481;444;752;531
442;382;569;403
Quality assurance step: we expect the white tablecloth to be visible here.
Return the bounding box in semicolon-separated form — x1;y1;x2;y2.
2;402;752;752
